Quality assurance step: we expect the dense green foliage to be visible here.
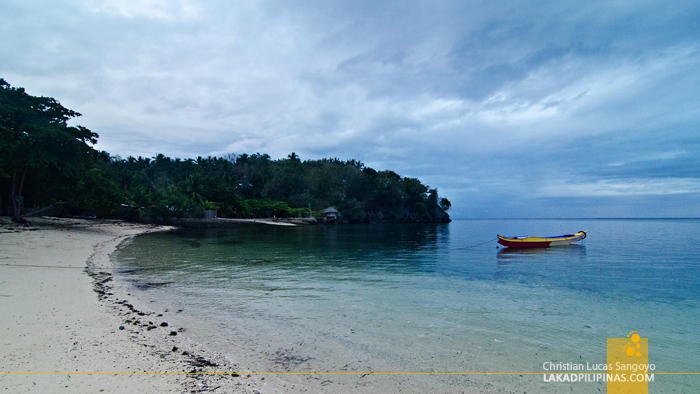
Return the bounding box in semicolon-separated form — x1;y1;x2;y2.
1;79;450;222
106;152;451;222
0;79;123;217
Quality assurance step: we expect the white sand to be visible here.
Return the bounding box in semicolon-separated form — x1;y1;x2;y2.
0;217;262;394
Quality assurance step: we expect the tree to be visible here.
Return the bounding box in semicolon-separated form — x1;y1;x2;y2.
440;197;452;211
76;168;125;215
0;78;100;217
338;198;367;223
428;188;438;204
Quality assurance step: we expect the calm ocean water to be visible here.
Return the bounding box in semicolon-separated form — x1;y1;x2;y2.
112;219;700;393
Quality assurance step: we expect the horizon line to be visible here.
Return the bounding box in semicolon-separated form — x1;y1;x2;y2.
451;217;700;220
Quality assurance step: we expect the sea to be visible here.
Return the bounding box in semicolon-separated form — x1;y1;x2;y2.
111;219;700;393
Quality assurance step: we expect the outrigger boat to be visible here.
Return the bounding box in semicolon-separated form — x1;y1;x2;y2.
497;231;587;248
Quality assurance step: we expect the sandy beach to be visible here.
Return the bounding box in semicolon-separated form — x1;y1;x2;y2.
0;217;262;394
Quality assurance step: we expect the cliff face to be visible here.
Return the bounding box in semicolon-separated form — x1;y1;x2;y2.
425;203;452;222
363;202;451;223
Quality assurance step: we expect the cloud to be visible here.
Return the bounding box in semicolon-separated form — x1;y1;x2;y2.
536;178;700;198
1;0;699;217
86;0;202;19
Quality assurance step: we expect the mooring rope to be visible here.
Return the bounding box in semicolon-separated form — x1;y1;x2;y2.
457;237;498;249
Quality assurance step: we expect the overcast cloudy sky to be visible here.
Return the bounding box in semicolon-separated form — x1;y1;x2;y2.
2;0;699;218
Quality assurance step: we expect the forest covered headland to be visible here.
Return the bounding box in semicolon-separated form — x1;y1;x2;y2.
1;79;451;224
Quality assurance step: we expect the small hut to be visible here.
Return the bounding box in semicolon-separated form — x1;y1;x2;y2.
323;207;340;222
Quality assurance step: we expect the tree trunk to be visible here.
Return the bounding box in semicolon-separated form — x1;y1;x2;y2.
17;167;26;199
10;167;18;217
9;166;28;217
17;167;27;215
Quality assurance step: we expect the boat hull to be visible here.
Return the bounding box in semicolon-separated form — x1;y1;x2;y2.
497;231;587;248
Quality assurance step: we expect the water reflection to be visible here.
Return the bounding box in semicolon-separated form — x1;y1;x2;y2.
497;244;587;264
116;223;452;279
174;223;450;252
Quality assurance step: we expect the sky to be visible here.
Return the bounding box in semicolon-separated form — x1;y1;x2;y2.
2;0;699;218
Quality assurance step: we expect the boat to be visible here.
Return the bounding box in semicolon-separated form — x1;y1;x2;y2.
497;231;587;248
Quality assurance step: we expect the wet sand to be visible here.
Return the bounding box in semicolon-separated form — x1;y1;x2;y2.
0;217;262;394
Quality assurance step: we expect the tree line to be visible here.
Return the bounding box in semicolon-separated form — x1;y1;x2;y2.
1;79;451;223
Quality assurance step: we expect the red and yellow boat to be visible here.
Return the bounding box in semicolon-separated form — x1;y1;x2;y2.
497;231;587;248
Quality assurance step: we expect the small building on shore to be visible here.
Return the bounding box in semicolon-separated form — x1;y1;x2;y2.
323;207;340;222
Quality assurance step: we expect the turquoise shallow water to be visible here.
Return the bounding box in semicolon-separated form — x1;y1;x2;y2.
112;219;700;392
